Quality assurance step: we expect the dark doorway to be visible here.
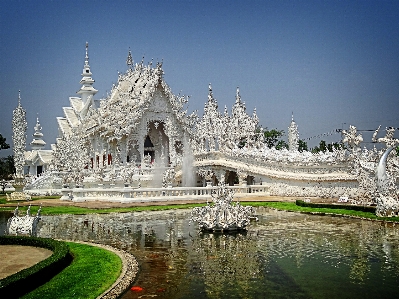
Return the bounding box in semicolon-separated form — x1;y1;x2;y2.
37;165;43;176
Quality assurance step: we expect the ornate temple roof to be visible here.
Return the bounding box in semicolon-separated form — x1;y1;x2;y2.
56;44;195;144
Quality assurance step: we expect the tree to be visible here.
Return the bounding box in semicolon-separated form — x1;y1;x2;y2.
327;142;345;152
263;129;287;149
312;140;327;153
275;140;288;150
0;133;10;150
298;139;308;152
0;155;15;180
312;140;344;153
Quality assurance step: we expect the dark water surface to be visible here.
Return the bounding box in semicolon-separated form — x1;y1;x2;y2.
2;208;399;298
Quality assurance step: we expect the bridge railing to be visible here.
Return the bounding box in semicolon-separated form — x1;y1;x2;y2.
67;184;269;202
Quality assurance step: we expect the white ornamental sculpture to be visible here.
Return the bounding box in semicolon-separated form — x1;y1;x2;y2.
52;132;90;185
6;205;42;236
372;126;399;217
12;91;28;179
342;125;363;151
190;184;254;232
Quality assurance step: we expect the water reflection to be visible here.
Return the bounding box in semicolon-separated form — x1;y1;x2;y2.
2;208;399;298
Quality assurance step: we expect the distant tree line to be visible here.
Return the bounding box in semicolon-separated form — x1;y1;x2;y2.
310;140;345;153
253;127;348;154
262;128;308;152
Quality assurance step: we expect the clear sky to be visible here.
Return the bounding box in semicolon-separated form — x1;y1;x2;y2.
1;0;398;156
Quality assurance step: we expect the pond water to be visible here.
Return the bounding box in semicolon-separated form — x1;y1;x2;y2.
2;208;399;299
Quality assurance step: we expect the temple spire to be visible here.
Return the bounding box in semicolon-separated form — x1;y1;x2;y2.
126;47;133;70
208;83;213;101
77;42;98;104
288;114;299;151
30;115;46;150
236;87;241;103
85;42;89;66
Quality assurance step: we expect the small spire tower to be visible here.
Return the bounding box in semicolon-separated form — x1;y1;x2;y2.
126;47;133;70
12;91;28;178
30;115;46;150
77;42;98;104
288;112;299;151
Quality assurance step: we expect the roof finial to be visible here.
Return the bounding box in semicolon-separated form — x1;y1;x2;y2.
85;42;89;66
207;83;214;102
236;86;240;103
18;90;21;106
292;112;294;122
126;47;133;69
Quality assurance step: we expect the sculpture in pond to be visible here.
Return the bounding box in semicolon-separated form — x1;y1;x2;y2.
190;184;254;232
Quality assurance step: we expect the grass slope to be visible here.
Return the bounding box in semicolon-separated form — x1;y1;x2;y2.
0;203;207;215
242;201;399;222
22;242;122;299
1;195;398;222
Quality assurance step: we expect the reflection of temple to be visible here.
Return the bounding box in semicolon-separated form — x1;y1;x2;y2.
188;233;262;297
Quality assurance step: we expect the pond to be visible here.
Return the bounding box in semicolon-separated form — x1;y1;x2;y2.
2;208;399;298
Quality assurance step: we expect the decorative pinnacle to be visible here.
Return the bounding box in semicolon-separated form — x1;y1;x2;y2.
126;47;133;69
292;112;294;122
85;42;89;66
236;87;240;103
18;90;21;105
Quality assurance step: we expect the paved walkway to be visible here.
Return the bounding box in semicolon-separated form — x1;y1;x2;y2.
0;245;52;279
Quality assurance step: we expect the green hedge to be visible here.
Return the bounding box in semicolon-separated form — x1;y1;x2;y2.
0;236;72;298
296;199;376;213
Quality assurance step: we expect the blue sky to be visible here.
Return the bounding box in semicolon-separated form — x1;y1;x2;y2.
1;0;398;156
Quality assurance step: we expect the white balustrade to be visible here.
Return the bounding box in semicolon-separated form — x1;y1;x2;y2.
68;185;269;203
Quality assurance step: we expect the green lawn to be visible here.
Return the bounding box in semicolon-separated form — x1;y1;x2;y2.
1;195;399;222
241;201;399;222
0;202;207;215
22;242;122;299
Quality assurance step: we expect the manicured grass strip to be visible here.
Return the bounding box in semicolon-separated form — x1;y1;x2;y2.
241;201;399;222
0;203;207;215
22;242;122;299
2;197;399;222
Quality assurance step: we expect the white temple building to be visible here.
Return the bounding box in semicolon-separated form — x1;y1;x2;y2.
12;43;399;216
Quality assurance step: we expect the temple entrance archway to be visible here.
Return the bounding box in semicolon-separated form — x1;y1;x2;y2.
226;171;238;186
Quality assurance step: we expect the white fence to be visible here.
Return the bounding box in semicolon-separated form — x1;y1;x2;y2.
63;185;270;203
